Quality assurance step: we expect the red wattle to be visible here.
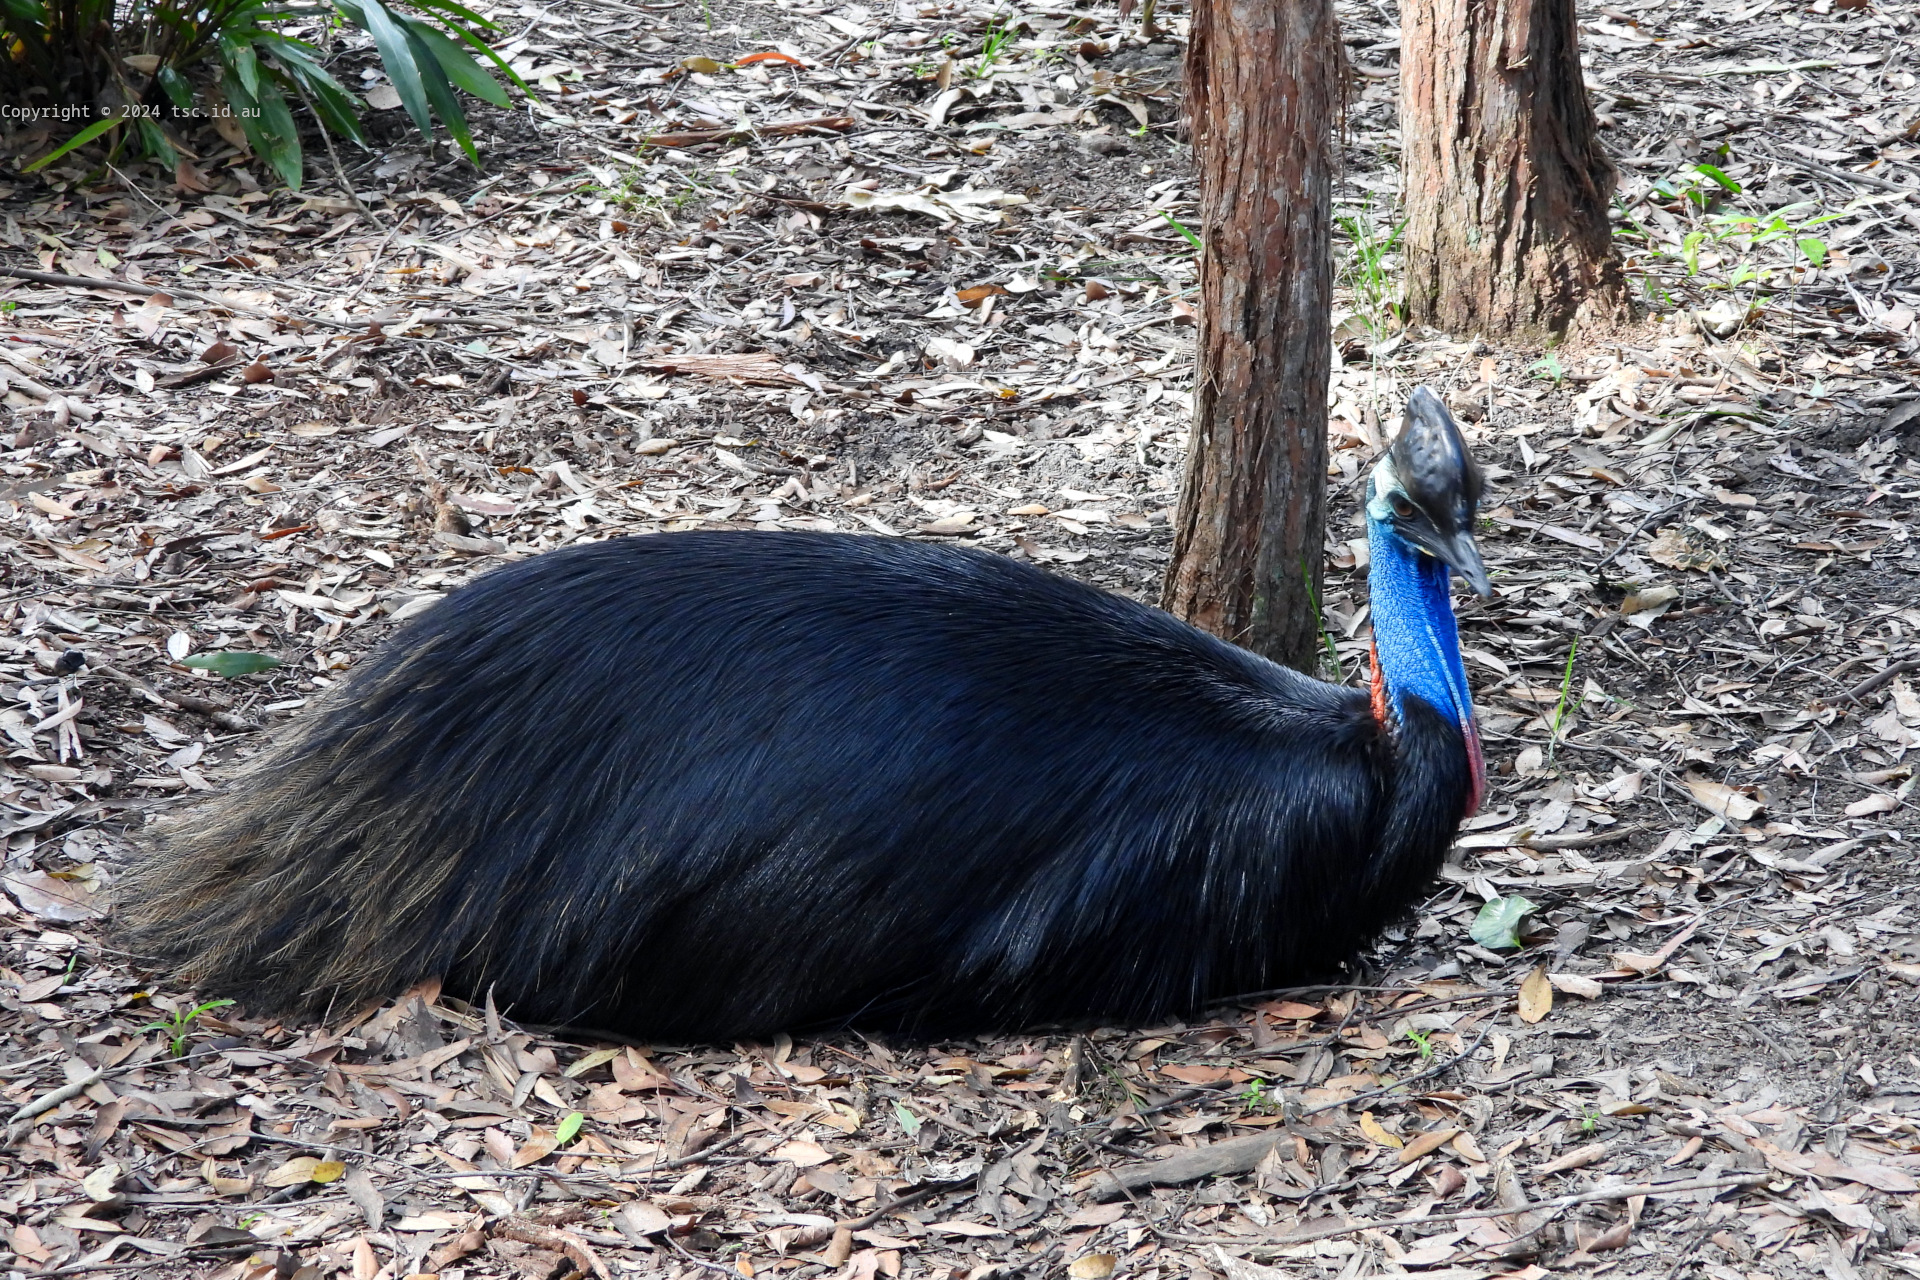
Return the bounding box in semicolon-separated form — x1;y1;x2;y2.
1369;638;1390;726
1462;714;1486;817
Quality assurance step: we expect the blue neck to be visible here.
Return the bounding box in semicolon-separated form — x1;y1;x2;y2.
1366;515;1475;735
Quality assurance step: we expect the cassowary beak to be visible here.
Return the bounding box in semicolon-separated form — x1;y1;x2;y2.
1435;529;1493;598
1396;521;1493;598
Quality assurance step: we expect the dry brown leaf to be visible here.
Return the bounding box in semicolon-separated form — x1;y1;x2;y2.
1397;1126;1462;1164
1160;1063;1234;1085
1581;1221;1633;1252
821;1227;855;1267
1358;1111;1403;1149
1539;1142;1609;1174
1646;526;1726;572
2;870;102;921
773;1138;833;1167
261;1156;323;1188
1844;793;1898;817
1264;1000;1324;1019
512;1131;559;1167
1683;773;1764;822
200;1159;253;1196
1549;973;1604;999
1517;965;1553;1024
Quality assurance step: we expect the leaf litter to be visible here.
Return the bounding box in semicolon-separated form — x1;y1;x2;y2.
0;0;1917;1271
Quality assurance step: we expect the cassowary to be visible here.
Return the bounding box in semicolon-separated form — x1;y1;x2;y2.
118;388;1490;1041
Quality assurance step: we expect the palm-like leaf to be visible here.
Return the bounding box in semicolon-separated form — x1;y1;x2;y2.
11;0;525;189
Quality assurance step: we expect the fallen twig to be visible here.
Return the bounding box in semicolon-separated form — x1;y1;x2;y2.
1083;1129;1282;1200
94;664;259;733
0;264;173;299
1594;498;1696;575
1303;1017;1498;1117
642;115;855;147
782;1171;984;1249
494;1217;610;1279
666;1230;741;1276
1159;1173;1767;1249
3;1066;105;1146
1830;659;1920;706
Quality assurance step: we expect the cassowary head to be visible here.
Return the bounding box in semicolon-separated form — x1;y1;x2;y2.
1368;388;1492;597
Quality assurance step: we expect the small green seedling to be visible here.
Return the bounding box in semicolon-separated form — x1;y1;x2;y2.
1239;1079;1275;1111
140;997;236;1058
972;18;1015;75
1159;211;1202;252
1300;555;1344;684
1404;1027;1435;1060
555;1111;585;1144
1530;352;1566;385
1579;1103;1603;1134
1548;635;1579;744
1692;162;1742;197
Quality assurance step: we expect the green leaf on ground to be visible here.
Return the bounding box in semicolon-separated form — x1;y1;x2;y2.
181;652;283;677
1470;895;1535;950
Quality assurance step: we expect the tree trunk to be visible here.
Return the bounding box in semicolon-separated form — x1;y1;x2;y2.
1400;0;1628;341
1162;0;1340;674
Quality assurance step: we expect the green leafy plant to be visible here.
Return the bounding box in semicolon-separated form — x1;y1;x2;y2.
1403;1027;1434;1060
1530;352;1566;385
1705;203;1839;279
1579;1103;1602;1134
139;997;235;1057
1691;162;1741;199
1470;895;1534;950
1238;1079;1275;1111
1647;163;1728;212
9;0;532;190
554;1111;585;1144
1334;202;1406;347
1619;153;1844;301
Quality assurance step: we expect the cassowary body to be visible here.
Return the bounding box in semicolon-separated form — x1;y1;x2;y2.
120;391;1489;1040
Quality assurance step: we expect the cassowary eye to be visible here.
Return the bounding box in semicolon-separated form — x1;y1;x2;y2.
1389;491;1416;518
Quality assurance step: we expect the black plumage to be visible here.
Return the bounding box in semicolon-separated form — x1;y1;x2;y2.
119;529;1476;1040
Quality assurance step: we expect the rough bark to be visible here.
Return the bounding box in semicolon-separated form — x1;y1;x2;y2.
1400;0;1629;341
1162;0;1339;673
